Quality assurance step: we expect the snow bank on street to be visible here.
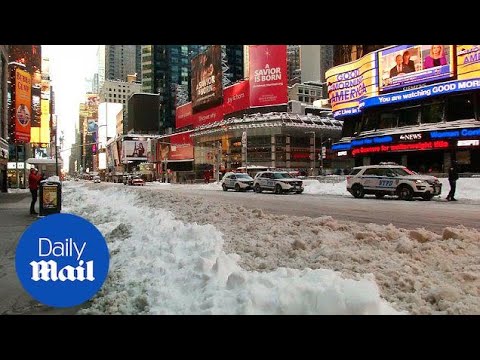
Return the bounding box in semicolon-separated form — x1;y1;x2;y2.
303;179;348;196
7;188;30;194
439;177;480;201
62;183;400;315
132;185;480;315
145;181;172;187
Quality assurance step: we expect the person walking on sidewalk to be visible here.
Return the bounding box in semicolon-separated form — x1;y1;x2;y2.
28;168;42;214
446;160;459;201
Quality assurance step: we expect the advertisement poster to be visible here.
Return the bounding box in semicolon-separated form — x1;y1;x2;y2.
249;45;288;107
169;132;194;161
191;45;223;112
378;45;455;93
326;52;377;118
457;45;480;80
15;68;32;142
122;140;147;161
223;80;250;115
43;185;58;209
176;102;193;129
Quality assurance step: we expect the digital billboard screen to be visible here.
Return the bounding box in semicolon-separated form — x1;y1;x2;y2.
122;140;148;161
191;45;223;113
378;45;455;93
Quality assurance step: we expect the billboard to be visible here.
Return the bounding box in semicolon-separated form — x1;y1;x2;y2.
249;45;288;107
191;45;223;112
457;45;480;80
122;140;147;161
378;45;455;93
326;52;377;118
176;102;193;129
9;45;41;75
15;68;32;142
169;132;194;161
223;80;250;115
40;99;50;144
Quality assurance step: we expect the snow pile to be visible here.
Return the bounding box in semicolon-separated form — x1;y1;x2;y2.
62;183;400;315
145;181;172;187
7;188;30;193
130;186;480;315
198;182;222;191
303;179;349;196
45;176;60;182
439;177;480;202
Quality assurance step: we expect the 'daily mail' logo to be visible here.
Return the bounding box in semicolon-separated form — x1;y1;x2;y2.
15;213;110;308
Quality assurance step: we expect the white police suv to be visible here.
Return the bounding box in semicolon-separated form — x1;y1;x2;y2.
253;171;304;194
346;163;442;201
222;172;254;191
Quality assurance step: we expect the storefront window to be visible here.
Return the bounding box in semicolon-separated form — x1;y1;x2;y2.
378;112;398;129
398;106;420;127
361;112;378;131
447;94;474;122
421;102;444;124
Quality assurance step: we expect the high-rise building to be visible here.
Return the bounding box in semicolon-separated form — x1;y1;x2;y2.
0;45;8;192
135;45;142;81
99;79;142;105
287;45;301;86
97;45;105;89
300;45;334;83
141;45;244;133
105;45;136;82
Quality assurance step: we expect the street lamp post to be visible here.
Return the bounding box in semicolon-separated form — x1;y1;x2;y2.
306;131;316;176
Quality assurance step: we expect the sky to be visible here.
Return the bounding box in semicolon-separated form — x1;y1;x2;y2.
42;45;99;171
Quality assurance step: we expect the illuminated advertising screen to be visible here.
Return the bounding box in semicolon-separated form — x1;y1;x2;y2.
249;45;288;107
457;45;480;80
122;140;148;161
169;132;194;161
15;68;32;142
191;45;223;112
40;99;50;144
31;91;41;128
326;52;377;118
378;45;455;93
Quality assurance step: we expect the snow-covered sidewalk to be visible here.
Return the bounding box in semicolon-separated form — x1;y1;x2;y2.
63;182;480;314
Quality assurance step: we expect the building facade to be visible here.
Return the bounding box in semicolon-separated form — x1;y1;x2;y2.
105;45;136;82
287;45;301;86
0;45;8;192
288;82;325;106
99;79;142;105
141;45;244;134
328;44;480;173
300;45;333;83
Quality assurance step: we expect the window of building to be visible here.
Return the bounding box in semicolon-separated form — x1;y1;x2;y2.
341;116;359;137
113;94;116;98
446;94;475;121
298;88;303;94
310;90;315;95
421;101;444;124
378;112;398;129
299;96;304;102
362;112;378;131
398;106;420;127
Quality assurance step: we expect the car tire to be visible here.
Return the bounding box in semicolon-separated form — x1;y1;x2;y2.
235;183;241;192
296;190;303;194
222;184;228;191
422;192;433;201
397;185;414;201
254;184;262;193
375;193;385;199
275;184;283;195
351;184;365;198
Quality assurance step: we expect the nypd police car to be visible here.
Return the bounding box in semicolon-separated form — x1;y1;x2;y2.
222;172;254;191
253;171;304;194
346;163;442;201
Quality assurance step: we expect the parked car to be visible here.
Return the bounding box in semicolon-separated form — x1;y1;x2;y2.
253;171;304;194
93;176;101;183
346;163;442;201
130;176;145;186
222;173;254;191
